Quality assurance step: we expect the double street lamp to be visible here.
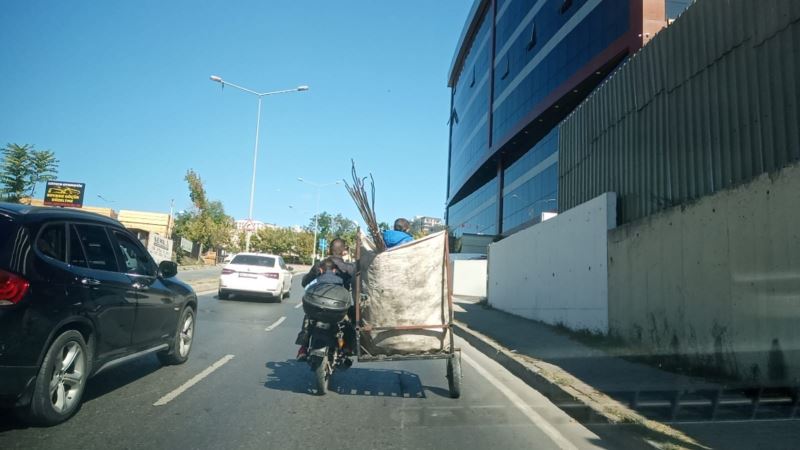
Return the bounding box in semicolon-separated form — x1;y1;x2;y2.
297;178;341;262
209;75;309;252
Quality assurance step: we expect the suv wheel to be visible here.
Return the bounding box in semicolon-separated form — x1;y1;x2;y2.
158;307;195;365
26;330;89;425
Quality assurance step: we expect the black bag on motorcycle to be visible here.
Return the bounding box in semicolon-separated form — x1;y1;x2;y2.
302;283;352;323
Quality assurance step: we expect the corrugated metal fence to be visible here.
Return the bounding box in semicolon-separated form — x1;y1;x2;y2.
559;0;800;224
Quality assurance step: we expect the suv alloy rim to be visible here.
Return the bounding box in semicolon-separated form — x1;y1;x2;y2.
179;313;194;357
50;341;85;413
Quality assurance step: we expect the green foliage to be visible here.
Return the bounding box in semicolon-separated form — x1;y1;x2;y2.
251;227;313;264
28;150;59;198
185;169;207;210
307;211;358;249
173;170;234;251
0;143;58;203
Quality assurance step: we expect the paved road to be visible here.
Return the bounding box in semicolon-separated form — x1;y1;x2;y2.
0;278;646;450
176;266;222;283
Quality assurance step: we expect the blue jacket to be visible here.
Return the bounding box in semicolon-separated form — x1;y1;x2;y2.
383;230;413;248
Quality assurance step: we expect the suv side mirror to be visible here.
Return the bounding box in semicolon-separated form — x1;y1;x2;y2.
287;266;294;272
159;260;178;278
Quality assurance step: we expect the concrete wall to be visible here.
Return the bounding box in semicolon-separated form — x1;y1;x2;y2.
451;259;487;298
118;210;171;236
487;193;617;332
608;163;800;382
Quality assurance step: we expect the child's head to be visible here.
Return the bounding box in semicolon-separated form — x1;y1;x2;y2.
394;218;410;232
319;257;338;274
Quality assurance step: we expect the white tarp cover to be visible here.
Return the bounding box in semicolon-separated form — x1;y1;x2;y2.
359;230;452;355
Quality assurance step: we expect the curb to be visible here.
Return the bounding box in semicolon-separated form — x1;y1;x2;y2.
454;321;708;450
179;264;222;272
186;277;219;293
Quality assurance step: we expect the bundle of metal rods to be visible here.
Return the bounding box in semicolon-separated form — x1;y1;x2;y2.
343;160;386;252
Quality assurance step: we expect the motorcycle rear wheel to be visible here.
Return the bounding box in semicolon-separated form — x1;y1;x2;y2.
313;357;329;395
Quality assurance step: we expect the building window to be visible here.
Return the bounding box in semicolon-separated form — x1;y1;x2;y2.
526;22;537;51
500;56;510;80
559;0;573;14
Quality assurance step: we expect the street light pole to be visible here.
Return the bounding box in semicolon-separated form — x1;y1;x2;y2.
245;96;262;253
297;178;341;263
209;75;309;252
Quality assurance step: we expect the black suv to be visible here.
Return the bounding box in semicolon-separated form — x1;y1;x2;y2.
0;203;197;425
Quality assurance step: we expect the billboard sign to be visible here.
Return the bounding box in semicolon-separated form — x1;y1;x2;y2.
147;233;173;264
43;181;85;208
180;237;194;253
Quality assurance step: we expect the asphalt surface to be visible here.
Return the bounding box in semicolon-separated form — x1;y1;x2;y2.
0;278;647;450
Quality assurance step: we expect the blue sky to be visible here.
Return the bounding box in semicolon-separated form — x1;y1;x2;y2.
1;0;472;227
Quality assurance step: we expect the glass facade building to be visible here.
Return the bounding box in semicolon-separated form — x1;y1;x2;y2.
446;0;669;243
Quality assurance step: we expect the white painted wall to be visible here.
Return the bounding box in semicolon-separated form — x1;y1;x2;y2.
451;260;487;298
487;193;617;332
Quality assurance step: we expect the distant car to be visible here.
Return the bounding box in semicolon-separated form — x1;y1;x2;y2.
0;203;197;425
218;253;293;300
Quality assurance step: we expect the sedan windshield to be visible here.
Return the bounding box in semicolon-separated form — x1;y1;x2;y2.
230;255;275;267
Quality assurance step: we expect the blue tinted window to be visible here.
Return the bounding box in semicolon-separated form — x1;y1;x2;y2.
449;11;493;195
666;0;691;19
447;177;498;238
501;128;559;232
492;0;629;143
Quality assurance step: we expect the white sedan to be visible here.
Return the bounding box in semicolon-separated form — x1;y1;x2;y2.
218;253;293;301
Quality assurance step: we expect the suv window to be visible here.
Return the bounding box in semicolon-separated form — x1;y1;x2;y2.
37;223;66;262
278;257;287;270
113;231;156;276
68;225;89;267
73;224;119;272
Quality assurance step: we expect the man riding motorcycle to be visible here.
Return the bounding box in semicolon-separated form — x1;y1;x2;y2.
295;238;355;360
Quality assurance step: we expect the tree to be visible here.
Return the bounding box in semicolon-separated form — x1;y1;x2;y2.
307;212;333;240
306;211;358;250
0;144;60;203
185;169;207;210
28;150;59;199
173;170;234;253
251;227;314;264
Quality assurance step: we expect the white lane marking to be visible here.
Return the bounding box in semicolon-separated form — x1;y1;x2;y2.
153;354;235;406
294;302;303;309
461;352;578;450
265;316;286;331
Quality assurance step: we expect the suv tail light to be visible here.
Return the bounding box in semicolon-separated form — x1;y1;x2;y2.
221;268;236;275
0;269;30;305
262;272;279;279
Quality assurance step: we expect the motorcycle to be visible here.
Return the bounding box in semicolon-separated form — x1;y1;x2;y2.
302;282;355;394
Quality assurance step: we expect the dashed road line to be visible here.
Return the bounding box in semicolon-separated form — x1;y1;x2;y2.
265;316;286;331
294;302;303;309
153;354;235;406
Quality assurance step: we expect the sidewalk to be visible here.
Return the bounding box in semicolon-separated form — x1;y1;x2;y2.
453;300;800;450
